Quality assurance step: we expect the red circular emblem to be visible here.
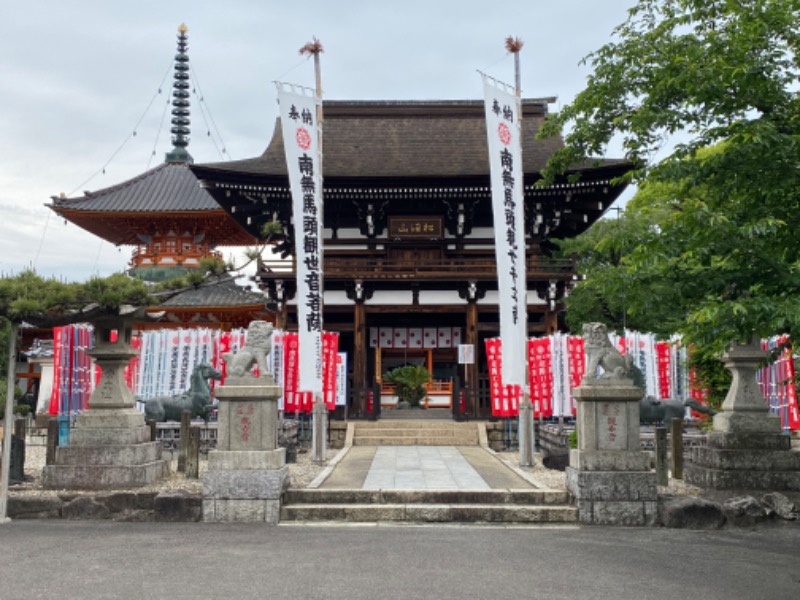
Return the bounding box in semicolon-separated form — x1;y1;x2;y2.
296;127;312;150
497;122;512;146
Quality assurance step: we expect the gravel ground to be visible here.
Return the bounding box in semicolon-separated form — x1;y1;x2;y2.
494;449;701;496
13;441;699;496
11;443;327;496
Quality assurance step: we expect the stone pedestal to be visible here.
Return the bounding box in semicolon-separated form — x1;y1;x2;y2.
566;382;657;526
42;314;169;490
686;342;800;490
203;380;287;523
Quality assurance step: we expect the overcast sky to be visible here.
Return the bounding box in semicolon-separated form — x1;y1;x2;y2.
1;0;636;281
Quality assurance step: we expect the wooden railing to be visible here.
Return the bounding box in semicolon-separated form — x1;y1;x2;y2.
258;255;576;281
380;380;454;408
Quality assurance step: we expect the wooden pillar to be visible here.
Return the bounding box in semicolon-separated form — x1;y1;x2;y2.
670;418;684;480
353;301;367;389
544;307;559;335
275;304;289;331
465;301;478;390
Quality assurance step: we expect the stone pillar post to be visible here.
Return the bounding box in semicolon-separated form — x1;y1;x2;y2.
311;397;328;463
203;378;287;523
685;341;800;490
566;381;657;525
203;322;287;523
518;399;534;467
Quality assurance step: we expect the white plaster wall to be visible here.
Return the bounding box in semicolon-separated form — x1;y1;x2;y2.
417;290;463;305
366;290;414;305
324;290;352;305
481;290;547;306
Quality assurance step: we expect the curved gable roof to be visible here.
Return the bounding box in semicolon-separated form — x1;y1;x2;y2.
193;99;572;180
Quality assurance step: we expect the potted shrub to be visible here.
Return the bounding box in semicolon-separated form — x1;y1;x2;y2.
384;365;430;409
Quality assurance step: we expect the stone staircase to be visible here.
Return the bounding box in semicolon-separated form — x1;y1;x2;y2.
352;420;480;446
280;488;577;524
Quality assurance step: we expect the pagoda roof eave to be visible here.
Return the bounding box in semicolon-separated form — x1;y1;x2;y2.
50;207;257;247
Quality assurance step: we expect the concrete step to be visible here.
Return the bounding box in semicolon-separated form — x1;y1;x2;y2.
356;421;477;430
353;427;475;438
352;422;480;446
281;503;577;524
284;488;571;505
281;488;576;524
352;436;479;446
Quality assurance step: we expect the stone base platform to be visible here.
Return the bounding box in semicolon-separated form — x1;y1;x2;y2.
686;432;800;491
567;448;657;526
203;448;288;524
42;409;170;490
42;456;170;490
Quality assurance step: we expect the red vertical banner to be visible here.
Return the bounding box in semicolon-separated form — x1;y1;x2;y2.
297;390;313;414
688;369;707;403
216;332;232;384
688;345;709;407
125;334;141;392
485;338;504;417
322;332;340;410
785;341;800;430
49;326;64;415
567;336;585;417
505;384;521;417
283;333;300;413
527;340;539;416
528;338;553;418
656;341;671;399
567;336;585;391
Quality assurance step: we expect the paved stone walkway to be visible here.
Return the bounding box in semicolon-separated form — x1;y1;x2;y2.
362;446;490;490
319;445;535;490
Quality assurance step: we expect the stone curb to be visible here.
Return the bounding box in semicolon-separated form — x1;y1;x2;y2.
8;490;203;522
307;433;353;489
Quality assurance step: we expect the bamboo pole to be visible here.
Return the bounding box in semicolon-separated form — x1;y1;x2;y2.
1;322;19;523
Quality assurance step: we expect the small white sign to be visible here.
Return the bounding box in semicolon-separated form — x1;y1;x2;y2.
458;344;475;365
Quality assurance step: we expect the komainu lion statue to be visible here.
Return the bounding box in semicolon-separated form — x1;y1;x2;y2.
223;320;274;382
581;322;634;384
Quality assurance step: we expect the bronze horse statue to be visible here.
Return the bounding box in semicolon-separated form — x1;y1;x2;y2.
640;395;716;424
140;362;222;423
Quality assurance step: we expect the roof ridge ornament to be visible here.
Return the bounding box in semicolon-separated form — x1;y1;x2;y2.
165;23;194;164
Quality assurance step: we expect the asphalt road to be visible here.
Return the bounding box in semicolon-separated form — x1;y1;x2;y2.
1;521;798;600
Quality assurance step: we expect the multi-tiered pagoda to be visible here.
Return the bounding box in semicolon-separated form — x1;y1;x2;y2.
49;24;267;329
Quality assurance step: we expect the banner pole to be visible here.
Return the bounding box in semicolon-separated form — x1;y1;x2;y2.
300;37;328;464
504;36;534;467
1;323;20;523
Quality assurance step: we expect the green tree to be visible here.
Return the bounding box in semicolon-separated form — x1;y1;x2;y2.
384;366;431;408
560;175;734;407
541;0;800;355
556;195;684;336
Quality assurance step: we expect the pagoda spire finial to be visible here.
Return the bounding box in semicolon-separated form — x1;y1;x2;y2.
165;23;193;164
